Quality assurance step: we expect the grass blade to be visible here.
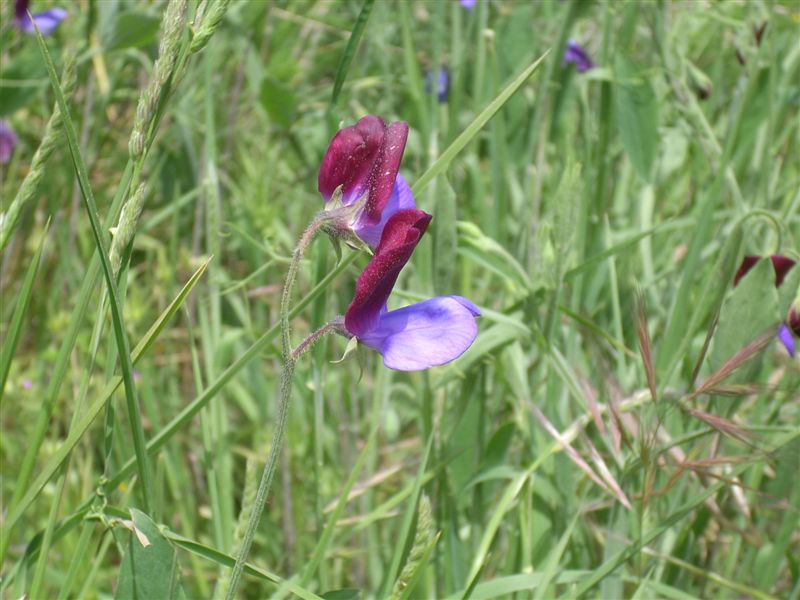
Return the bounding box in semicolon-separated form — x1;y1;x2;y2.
411;49;550;196
0;220;48;397
2;258;210;537
329;0;374;107
32;20;154;511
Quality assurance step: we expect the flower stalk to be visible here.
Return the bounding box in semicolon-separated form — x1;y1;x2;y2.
224;215;326;600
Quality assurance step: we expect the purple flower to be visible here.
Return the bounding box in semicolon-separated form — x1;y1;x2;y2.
778;325;795;358
563;40;595;73
0;122;19;164
318;115;410;246
734;254;798;356
426;67;450;103
460;0;477;9
344;209;480;370
14;0;68;35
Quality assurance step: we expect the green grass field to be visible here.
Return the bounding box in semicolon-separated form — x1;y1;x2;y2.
1;0;799;598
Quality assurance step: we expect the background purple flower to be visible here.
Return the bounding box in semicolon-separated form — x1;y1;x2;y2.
563;40;595;73
778;325;795;357
0;122;19;164
15;0;68;35
460;0;477;9
426;68;450;103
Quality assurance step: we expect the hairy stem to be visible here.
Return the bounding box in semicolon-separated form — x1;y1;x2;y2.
224;215;324;599
292;321;340;361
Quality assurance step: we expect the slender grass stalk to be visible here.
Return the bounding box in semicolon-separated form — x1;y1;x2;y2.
129;0;188;159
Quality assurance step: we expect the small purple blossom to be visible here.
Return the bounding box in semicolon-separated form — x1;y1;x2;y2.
426;67;450;103
0;122;19;164
460;0;477;9
778;325;795;358
21;378;33;390
563;40;595;73
344;209;480;371
14;0;68;36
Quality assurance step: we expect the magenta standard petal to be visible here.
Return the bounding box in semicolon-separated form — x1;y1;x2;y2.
354;173;416;248
345;209;431;337
359;296;481;371
363;121;408;224
778;324;795;357
318;115;385;204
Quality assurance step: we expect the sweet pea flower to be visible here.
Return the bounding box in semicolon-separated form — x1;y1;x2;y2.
318;116;411;247
14;0;68;35
563;40;595;73
734;254;798;356
343;209;480;371
0;122;19;164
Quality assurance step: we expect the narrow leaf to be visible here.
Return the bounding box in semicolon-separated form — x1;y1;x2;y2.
614;55;658;181
0;221;48;397
32;19;154;511
411;50;550;196
330;0;375;106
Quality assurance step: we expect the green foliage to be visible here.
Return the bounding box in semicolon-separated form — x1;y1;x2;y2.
1;1;798;599
614;55;659;182
709;258;778;373
115;509;185;600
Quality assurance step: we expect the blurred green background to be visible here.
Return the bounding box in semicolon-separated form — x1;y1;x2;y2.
1;0;799;598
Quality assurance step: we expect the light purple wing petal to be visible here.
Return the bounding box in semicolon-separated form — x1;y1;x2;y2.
359;296;480;371
19;8;68;35
354;174;416;247
778;324;795;357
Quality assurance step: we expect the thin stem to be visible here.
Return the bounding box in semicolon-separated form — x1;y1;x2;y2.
292;321;340;361
224;215;325;600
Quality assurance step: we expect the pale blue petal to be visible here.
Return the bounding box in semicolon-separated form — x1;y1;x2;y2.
359;296;480;371
354;173;416;248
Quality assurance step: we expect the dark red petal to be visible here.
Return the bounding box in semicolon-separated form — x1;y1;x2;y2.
770;255;796;287
318;115;385;203
345;209;432;337
364;122;409;223
733;254;796;288
789;306;800;337
15;0;29;19
733;256;760;287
